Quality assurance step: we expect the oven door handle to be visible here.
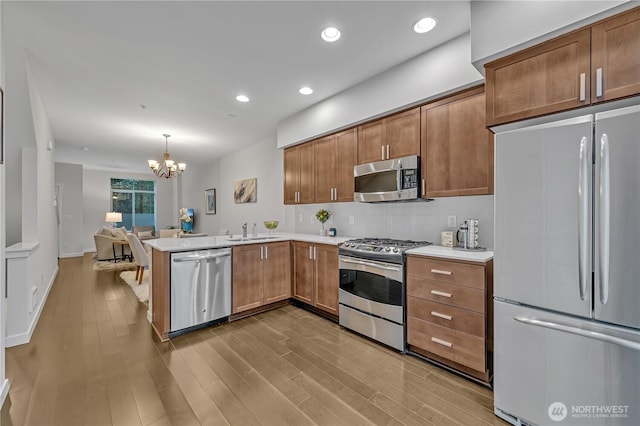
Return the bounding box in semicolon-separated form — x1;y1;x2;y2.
340;257;401;272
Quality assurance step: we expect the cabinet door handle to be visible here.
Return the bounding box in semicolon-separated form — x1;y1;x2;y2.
260;246;264;260
430;290;452;298
579;72;586;101
334;188;338;200
431;337;453;348
386;144;389;160
422;178;426;197
264;246;268;260
596;68;603;98
381;145;385;160
430;269;452;276
314;246;317;260
309;246;313;260
431;311;452;321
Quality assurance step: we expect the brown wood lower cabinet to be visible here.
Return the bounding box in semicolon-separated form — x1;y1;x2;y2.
292;241;339;316
232;242;291;314
406;255;493;384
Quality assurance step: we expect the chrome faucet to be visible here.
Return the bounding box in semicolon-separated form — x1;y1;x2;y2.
242;223;247;238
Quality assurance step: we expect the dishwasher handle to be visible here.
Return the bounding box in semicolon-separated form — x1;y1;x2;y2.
173;252;231;263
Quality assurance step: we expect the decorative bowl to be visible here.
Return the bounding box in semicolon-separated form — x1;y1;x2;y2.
264;221;279;233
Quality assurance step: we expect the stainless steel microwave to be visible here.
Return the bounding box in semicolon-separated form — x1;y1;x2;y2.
354;155;421;202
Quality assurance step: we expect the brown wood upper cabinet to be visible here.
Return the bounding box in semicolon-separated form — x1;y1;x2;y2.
232;242;291;314
485;6;640;126
315;128;357;203
292;242;339;316
284;143;314;205
421;86;493;198
357;107;420;164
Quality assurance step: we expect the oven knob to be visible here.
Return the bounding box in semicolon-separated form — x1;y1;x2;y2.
393;247;399;253
384;247;391;252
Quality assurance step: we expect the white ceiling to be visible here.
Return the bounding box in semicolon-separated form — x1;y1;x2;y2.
4;1;471;174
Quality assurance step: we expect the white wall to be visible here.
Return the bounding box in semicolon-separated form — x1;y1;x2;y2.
290;196;494;249
55;163;84;257
277;33;483;148
177;161;221;236
470;0;634;71
82;169;176;252
212;138;284;237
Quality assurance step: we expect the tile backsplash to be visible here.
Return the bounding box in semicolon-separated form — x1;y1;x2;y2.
285;195;494;249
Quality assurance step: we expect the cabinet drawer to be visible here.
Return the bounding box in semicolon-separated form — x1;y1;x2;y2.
407;256;485;289
407;316;485;372
407;275;485;313
407;297;485;338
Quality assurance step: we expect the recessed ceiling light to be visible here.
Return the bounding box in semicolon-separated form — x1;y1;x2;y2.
413;17;437;34
236;94;250;102
81;147;90;151
321;27;341;42
299;87;313;95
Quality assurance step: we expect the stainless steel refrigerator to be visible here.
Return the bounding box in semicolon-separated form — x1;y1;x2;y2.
493;102;640;426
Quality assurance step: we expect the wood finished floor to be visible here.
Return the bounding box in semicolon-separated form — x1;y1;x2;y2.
1;254;506;426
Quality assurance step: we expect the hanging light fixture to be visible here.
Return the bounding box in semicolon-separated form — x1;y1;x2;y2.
148;134;186;178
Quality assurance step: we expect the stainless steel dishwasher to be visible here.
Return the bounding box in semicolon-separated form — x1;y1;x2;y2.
170;248;231;335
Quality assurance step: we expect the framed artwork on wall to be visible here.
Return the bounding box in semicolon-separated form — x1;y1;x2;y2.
234;177;257;203
204;188;216;214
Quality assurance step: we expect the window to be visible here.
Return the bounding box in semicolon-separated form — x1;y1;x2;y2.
111;179;155;230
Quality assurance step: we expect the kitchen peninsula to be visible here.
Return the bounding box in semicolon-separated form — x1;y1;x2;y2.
145;234;349;341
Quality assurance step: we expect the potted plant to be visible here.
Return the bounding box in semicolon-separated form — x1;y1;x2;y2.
316;209;331;236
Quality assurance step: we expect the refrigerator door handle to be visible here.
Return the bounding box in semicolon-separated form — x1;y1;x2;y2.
599;134;610;304
578;136;590;301
514;316;640;352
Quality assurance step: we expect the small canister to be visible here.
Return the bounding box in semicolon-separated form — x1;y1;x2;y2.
328;227;337;237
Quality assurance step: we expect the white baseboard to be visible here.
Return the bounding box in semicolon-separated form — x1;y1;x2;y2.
5;266;58;348
0;378;9;409
59;252;83;258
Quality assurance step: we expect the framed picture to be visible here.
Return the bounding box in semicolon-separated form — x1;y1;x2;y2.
204;188;216;214
234;177;257;203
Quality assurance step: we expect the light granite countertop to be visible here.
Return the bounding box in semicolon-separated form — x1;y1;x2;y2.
144;232;350;252
405;245;494;262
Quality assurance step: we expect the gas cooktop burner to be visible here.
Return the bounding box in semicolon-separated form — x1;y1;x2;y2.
339;237;432;262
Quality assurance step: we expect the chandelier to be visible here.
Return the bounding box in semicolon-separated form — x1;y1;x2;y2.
148;134;186;178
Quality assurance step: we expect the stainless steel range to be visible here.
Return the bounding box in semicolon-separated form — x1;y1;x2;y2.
338;238;431;351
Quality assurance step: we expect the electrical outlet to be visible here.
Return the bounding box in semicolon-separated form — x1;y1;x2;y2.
349;215;355;225
447;215;457;227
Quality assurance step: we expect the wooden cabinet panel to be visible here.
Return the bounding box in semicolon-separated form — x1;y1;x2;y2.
284;143;315;205
314;135;336;203
284;147;299;205
298;143;315;204
233;242;291;313
422;88;493;198
314;244;339;315
232;245;263;313
407;297;485;338
358;120;385;164
591;7;640;103
485;28;591;126
386;107;420;160
151;249;171;341
407;256;485;289
263;242;292;304
292;242;314;304
407;275;485;313
315;129;357;203
334;129;357;202
407;316;486;372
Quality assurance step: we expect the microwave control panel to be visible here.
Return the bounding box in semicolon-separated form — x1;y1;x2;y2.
401;169;418;189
